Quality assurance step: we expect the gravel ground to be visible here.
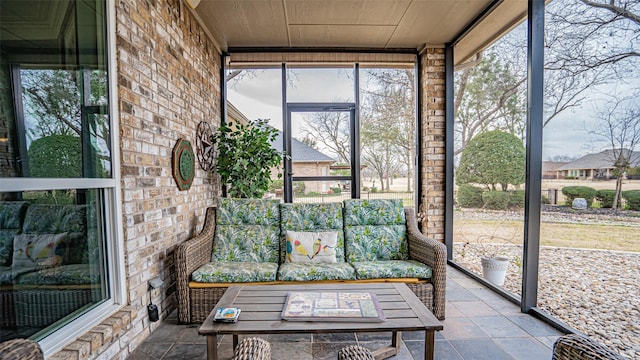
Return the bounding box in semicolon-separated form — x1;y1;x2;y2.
453;206;640;359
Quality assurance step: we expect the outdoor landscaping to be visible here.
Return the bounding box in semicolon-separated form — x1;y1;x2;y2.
453;205;640;359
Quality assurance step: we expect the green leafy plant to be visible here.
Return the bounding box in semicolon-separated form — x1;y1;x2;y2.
457;184;484;208
595;189;615;208
561;186;596;207
622;190;640;211
456;130;525;191
212;119;285;198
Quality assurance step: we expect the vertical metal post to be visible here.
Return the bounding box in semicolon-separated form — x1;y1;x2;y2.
220;53;228;197
415;55;423;215
522;0;545;312
282;63;293;203
352;64;361;199
444;45;455;260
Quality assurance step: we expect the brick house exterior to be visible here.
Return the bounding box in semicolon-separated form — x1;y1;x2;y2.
46;0;446;358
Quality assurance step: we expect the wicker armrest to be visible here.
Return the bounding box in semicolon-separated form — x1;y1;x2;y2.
404;207;447;320
0;338;44;360
552;334;626;360
175;206;216;323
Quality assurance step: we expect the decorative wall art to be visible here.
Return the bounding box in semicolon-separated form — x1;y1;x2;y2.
196;121;214;171
172;138;195;191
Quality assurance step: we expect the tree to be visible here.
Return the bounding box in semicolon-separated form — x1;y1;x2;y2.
590;93;640;210
27;135;82;178
361;68;415;192
301;111;351;164
454;52;526;155
456;130;526;191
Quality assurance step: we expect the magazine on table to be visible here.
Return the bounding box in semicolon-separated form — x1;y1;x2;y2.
281;291;385;322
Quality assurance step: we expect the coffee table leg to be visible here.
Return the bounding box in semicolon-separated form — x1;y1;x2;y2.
391;331;401;351
233;334;238;351
206;335;217;360
424;330;435;360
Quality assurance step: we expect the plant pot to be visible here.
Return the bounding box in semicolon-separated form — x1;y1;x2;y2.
481;256;509;286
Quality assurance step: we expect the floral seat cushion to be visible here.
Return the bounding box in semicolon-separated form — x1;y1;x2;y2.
344;199;408;262
212;199;280;263
0;201;28;266
16;264;100;286
192;261;278;283
277;262;356;281
350;260;432;280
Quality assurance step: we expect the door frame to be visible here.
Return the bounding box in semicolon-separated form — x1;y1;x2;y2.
284;102;360;202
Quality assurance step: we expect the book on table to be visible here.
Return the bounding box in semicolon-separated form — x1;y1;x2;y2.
281;291;385;322
214;307;241;322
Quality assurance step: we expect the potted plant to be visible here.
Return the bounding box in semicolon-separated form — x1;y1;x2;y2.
211;119;285;198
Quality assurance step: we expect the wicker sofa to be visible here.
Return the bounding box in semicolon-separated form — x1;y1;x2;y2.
176;198;446;323
0;201;99;332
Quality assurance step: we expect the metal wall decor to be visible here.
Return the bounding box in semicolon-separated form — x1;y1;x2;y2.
172;138;195;191
196;121;214;171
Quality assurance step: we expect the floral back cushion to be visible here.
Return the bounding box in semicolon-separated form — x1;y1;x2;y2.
216;198;280;226
279;202;345;263
0;201;28;266
344;199;408;262
212;198;281;263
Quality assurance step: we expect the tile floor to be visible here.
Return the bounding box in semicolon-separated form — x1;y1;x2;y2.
128;266;564;359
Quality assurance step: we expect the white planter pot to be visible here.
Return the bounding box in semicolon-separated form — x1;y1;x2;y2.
481;256;509;286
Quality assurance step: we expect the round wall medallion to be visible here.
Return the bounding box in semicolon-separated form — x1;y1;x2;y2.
196;121;214;171
172;138;195;191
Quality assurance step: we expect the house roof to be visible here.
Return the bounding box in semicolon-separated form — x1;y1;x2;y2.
556;150;640;171
185;0;528;65
272;132;335;163
542;161;568;172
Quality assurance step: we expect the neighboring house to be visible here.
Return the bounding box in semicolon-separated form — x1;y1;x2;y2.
227;102;336;194
542;161;568;179
555;149;640;180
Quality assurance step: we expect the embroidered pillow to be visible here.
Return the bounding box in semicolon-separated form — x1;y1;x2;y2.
12;233;69;269
285;231;338;264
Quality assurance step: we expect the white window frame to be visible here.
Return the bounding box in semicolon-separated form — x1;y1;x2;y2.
0;0;126;355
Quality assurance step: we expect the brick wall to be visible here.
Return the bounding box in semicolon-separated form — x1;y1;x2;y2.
420;49;446;242
50;0;220;358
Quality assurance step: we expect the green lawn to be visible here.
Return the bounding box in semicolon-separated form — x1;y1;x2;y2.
454;219;639;252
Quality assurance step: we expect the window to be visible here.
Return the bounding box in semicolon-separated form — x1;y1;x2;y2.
0;0;118;346
227;62;417;204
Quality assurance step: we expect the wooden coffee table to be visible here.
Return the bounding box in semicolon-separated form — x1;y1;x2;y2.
198;283;443;360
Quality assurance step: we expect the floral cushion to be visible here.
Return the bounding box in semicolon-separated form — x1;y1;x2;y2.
0;202;28;266
350;260;432;280
212;199;281;263
216;198;280;226
285;230;338;264
16;264;100;285
12;233;69;268
277;262;356;281
191;261;278;283
344;199;408;262
0;266;36;285
280;203;345;262
344;199;405;226
22;204;87;264
212;225;279;262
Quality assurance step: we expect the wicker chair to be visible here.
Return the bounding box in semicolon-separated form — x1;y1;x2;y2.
232;337;271;360
338;345;375;360
0;338;44;360
552;334;626;360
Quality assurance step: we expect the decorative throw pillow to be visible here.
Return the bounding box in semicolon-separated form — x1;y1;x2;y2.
12;233;69;269
285;230;338;264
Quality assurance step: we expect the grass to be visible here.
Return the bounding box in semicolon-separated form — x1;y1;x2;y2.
454;219;639;252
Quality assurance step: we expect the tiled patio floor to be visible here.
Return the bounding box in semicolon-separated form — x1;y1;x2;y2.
128;266;564;360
